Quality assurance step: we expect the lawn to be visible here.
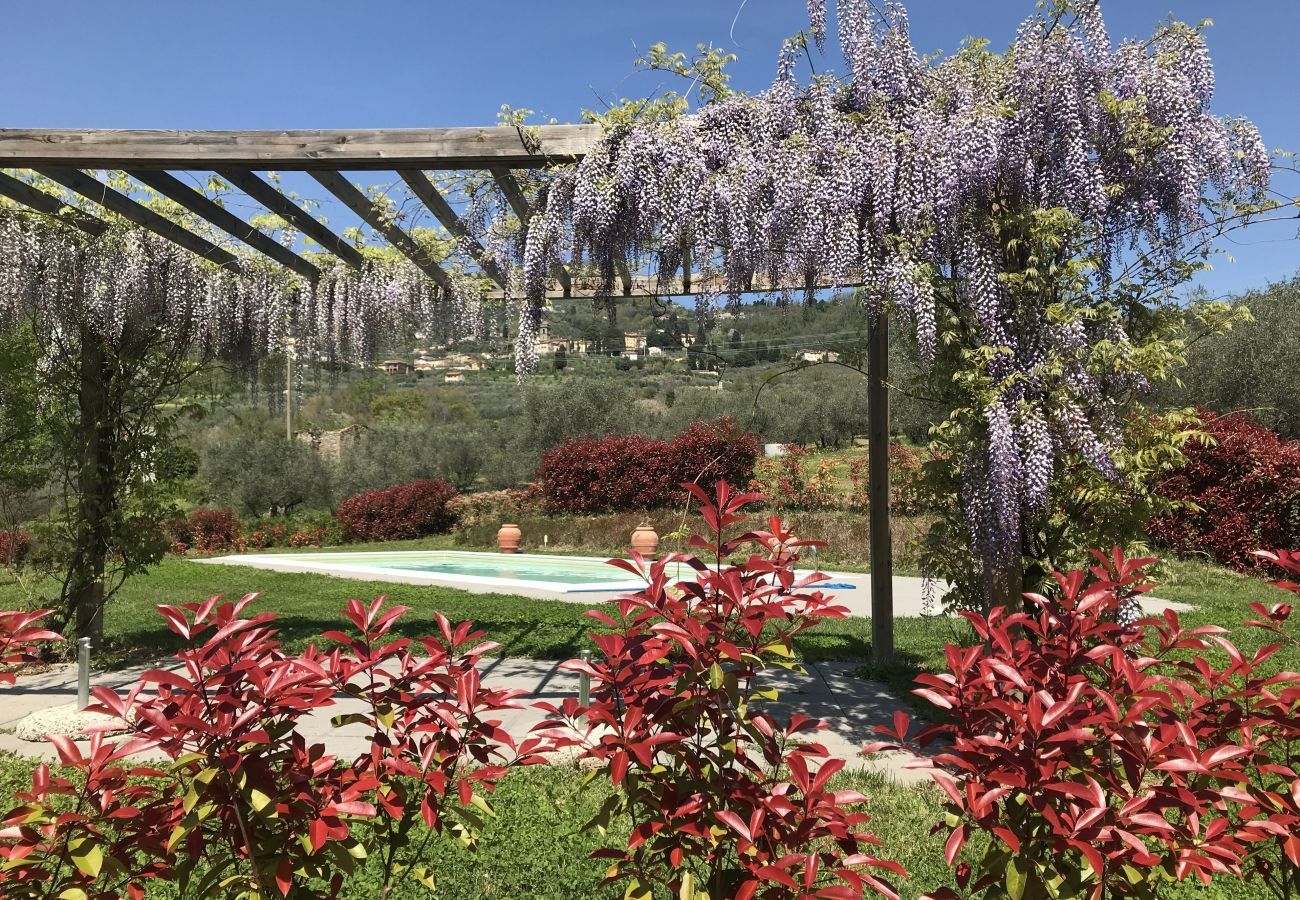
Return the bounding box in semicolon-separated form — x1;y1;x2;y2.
0;753;1269;899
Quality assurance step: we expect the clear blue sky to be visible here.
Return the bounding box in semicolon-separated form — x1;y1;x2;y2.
2;0;1296;298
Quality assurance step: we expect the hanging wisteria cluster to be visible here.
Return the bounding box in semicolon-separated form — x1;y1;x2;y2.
514;0;1270;574
0;215;480;366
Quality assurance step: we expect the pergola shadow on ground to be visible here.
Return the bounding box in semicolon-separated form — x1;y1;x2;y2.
0;125;900;663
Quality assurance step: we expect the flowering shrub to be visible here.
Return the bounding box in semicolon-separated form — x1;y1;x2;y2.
540;482;905;898
168;507;240;554
539;418;760;513
1150;409;1300;570
871;548;1300;899
336;479;460;542
750;445;838;509
448;486;545;531
0;530;30;568
0;608;59;684
0;595;549;898
848;443;925;516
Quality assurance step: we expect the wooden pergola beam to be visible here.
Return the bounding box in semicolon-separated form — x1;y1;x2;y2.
397;169;505;287
215;169;366;269
0;126;601;171
38;167;242;271
129;170;319;281
309;170;454;292
0;170;109;236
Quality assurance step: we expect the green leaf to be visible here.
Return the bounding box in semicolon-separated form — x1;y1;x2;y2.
1006;856;1027;900
625;877;654;900
68;837;104;879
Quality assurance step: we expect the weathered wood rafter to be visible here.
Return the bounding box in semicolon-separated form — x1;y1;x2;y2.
129;170;319;280
397;169;505;287
38;167;243;271
215;169;366;269
0;171;108;236
309;170;455;292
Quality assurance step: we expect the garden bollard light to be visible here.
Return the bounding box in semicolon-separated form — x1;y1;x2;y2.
578;649;592;706
77;637;92;709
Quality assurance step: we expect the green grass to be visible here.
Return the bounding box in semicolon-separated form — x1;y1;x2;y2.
0;753;1266;899
0;555;883;669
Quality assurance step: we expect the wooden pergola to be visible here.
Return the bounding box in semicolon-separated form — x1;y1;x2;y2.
0;125;898;663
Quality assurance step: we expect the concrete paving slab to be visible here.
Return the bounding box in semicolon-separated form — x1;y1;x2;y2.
0;657;932;784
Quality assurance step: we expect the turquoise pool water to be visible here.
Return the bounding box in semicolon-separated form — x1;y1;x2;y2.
217;550;646;591
364;552;630;585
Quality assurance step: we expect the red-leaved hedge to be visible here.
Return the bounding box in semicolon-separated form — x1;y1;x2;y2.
168;508;241;554
1149;408;1300;569
0;530;30;568
336;479;460;542
538;418;760;513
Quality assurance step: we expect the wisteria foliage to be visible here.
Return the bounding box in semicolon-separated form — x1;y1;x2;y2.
0;216;484;366
515;0;1270;573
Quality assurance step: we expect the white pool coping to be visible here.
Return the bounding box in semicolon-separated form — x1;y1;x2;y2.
194;549;863;596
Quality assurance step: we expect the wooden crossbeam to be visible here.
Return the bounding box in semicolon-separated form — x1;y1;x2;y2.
0;170;108;236
0;126;601;171
130;170;319;280
487;165;572;295
397;169;505;287
215;169;365;269
38;168;242;271
309;171;454;292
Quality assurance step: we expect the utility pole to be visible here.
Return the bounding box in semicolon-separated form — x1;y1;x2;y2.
284;336;296;441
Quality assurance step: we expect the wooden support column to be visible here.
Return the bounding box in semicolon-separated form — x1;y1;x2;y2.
867;313;894;667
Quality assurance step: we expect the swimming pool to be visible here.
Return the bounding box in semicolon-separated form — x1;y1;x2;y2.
202;550;654;592
200;549;860;595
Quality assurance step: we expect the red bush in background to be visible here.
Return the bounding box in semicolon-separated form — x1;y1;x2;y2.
539;418;760;513
336;479;460;542
0;530;30;568
168;507;240;554
1149;409;1300;570
540;482;904;898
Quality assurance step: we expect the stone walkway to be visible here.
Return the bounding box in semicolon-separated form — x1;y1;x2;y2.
0;657;934;784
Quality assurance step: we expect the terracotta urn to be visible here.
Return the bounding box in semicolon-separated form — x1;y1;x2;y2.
497;523;522;554
630;522;659;557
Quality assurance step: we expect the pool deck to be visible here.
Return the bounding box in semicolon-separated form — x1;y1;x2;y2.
197;551;1192;618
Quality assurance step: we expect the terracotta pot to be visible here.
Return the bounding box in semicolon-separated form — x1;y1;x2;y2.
630;522;659;557
497;523;522;554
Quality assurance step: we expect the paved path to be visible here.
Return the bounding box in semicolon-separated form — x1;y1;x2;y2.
0;658;933;784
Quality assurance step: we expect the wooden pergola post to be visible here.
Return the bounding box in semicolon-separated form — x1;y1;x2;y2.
867;313;894;667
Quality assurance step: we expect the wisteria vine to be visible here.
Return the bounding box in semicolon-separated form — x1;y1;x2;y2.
0;216;485;366
511;0;1270;577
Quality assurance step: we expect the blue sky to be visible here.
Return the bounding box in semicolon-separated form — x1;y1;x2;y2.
2;0;1297;298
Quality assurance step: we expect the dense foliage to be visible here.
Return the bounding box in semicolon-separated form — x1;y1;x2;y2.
541;482;905;898
1150;409;1300;570
538;418;759;513
875;548;1300;899
335;479;460;542
508;0;1270;608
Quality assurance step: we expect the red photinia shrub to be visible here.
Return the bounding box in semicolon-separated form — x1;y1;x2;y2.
168;507;240;554
0;595;544;898
1149;408;1300;570
0;530;30;568
847;442;925;516
336;479;460;542
321;598;554;885
540;481;905;899
540;418;760;513
668;417;761;497
750;445;838;510
872;548;1300;899
0;609;59;684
